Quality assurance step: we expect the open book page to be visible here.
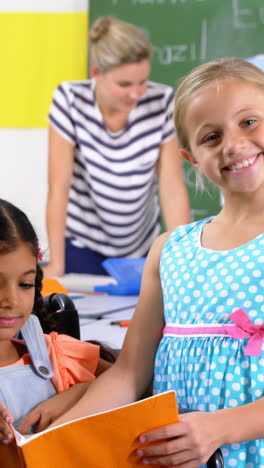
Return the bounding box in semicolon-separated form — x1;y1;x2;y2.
0;421;26;468
0;391;179;468
14;430;26;445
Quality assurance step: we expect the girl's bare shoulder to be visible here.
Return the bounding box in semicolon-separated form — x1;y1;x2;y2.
144;231;172;273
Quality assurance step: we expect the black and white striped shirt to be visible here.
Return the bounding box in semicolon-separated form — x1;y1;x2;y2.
48;79;175;257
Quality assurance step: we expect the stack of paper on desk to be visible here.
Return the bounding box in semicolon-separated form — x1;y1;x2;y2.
74;294;139;319
57;258;146;296
0;391;179;468
58;273;116;292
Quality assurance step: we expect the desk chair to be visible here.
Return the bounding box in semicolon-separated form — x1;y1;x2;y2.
207;449;224;467
42;293;116;363
43;293;80;339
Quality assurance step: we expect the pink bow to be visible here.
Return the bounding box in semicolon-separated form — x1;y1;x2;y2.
224;308;264;357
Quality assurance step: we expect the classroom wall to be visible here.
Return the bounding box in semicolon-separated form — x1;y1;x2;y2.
0;128;48;249
0;0;88;256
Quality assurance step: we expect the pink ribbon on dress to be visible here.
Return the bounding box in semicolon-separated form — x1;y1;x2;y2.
223;308;264;357
163;308;264;357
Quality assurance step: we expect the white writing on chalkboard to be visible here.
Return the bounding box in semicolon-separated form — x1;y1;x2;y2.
128;0;207;4
191;208;209;220
233;0;264;28
184;165;197;190
153;19;207;64
111;0;264;29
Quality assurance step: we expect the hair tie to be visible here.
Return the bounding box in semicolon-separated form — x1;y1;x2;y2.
37;242;43;261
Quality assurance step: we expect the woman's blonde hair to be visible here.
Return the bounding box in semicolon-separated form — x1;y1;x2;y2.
89;16;152;73
174;57;264;152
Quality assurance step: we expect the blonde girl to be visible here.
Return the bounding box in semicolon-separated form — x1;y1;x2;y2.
25;57;264;467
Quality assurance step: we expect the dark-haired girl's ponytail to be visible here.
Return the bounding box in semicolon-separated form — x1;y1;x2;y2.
33;264;57;333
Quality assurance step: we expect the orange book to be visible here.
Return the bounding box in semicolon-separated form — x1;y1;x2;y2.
0;391;179;468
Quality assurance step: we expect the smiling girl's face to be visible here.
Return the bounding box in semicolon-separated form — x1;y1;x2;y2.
0;243;36;344
183;78;264;195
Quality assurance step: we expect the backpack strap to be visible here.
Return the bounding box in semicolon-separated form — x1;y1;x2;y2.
20;315;53;379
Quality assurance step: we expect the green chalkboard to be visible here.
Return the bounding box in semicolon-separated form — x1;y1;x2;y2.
90;0;264;220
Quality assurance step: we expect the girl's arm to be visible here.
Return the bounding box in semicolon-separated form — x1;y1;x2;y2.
48;232;169;427
157;136;190;231
18;382;90;435
43;125;74;278
18;356;112;435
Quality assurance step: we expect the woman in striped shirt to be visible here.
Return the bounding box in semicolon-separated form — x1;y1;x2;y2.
44;15;190;276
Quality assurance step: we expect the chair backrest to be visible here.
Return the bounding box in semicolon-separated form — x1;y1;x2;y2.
43;293;80;339
42;293;117;363
207;448;224;467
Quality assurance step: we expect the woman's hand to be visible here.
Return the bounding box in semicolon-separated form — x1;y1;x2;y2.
18;383;89;434
136;411;223;467
0;402;14;445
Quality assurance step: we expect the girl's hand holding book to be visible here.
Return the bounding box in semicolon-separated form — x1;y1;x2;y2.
137;410;223;467
0;402;14;445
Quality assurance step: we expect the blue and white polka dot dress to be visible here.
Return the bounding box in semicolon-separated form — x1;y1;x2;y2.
154;218;264;467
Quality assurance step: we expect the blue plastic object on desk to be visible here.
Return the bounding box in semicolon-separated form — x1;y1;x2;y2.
94;257;146;295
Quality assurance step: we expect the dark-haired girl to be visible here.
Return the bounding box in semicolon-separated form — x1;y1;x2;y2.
0;199;111;443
